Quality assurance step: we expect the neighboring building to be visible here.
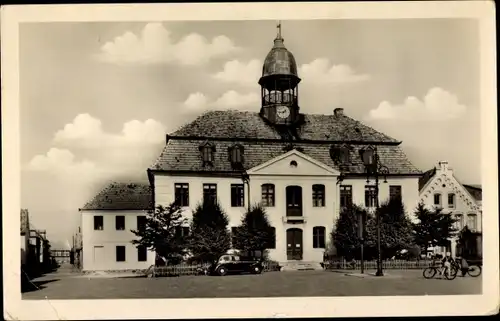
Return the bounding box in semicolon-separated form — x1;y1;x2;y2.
20;209;31;270
79;182;155;271
418;161;482;258
146;25;422;265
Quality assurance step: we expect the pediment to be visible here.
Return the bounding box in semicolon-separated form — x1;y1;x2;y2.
247;149;340;176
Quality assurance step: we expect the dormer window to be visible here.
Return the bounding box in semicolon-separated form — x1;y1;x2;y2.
199;142;215;166
329;144;351;164
228;144;244;165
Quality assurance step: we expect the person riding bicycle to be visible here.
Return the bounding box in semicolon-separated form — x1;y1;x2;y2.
440;252;453;276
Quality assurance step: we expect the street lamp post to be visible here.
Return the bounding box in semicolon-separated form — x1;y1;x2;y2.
359;146;390;277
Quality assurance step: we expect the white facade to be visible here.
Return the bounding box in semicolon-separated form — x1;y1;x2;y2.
81;210;155;271
418;161;482;257
153;150;420;263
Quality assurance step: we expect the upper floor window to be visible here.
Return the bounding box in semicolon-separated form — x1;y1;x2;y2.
434;193;442;207
312;184;325;207
228;144;244;165
448;193;456;208
329;145;351;164
389;185;402;202
137;215;146;231
203;184;217;205
115;215;125;231
174;183;189;207
199;142;215;166
467;214;477;231
94;216;103;230
261;184;275;207
365;185;377;208
313;226;326;248
231;184;245;207
340;185;353;208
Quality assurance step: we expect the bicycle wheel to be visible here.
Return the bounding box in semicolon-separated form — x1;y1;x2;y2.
445;267;458;280
467;265;482;277
423;267;436;279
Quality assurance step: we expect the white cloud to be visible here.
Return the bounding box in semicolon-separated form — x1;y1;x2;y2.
183;90;259;112
212;59;261;86
28;148;97;176
97;22;240;65
299;58;370;85
368;87;467;120
54;114;166;148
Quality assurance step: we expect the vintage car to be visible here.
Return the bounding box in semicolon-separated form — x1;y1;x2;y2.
208;254;263;276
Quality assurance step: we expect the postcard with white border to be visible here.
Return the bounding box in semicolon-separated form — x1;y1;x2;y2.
2;1;499;319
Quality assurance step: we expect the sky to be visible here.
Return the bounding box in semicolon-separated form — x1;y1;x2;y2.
19;19;481;247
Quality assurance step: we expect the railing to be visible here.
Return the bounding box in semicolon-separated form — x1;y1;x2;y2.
263;93;295;105
323;259;434;270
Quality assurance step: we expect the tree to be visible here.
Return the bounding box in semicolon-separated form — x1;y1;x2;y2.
365;198;415;259
188;201;231;264
456;225;479;259
131;203;188;264
232;204;275;259
331;204;369;260
412;202;458;252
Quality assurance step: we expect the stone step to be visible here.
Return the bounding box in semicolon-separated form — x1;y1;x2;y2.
280;261;323;271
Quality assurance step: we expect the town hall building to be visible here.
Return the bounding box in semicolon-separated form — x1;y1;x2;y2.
79;25;423;271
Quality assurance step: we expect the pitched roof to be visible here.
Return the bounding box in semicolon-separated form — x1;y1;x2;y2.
418;168;437;191
463;184;482;201
151;139;421;175
80;182;153;211
171;110;399;143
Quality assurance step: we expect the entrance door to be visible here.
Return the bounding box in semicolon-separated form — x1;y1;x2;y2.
93;246;105;269
286;228;303;260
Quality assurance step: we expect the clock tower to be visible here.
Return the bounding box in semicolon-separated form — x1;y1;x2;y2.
259;22;301;126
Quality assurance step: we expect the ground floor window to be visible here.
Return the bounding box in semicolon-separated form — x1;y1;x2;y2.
313;226;326;248
137;245;147;262
116;246;126;262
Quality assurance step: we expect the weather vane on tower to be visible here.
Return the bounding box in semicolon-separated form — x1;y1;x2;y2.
277;20;282;39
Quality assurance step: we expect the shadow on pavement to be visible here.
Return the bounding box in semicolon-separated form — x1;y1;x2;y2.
21;277;59;293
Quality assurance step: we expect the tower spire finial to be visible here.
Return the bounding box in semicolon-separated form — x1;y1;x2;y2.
277;20;282;39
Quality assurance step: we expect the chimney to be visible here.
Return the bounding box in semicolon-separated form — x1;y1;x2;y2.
438;161;449;171
334;108;344;117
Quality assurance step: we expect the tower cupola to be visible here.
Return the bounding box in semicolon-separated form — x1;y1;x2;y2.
259;22;301;126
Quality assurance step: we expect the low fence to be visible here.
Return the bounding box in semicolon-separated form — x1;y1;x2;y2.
149;260;282;277
323;259;433;270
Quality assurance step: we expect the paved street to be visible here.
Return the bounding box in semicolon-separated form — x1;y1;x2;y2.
22;266;481;299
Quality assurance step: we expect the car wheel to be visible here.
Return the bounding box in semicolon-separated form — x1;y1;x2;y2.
217;266;227;276
252;266;262;274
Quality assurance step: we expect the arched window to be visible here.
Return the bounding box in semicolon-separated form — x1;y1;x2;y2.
467;214;477;231
448;193;456;208
433;193;442;207
261;184;275;207
313;226;326;248
312;184;325;207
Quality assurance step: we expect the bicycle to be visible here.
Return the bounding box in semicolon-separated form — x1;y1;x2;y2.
423;264;458;280
456;261;482;277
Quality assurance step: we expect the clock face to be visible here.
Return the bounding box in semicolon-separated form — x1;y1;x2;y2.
276;106;290;119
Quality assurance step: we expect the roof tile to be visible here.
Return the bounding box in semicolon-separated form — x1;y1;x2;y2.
80;182;153;211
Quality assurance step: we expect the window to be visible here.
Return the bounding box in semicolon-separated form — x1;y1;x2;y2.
389;185;402;201
137;216;146;231
229;145;244;164
340;185;353;208
116;246;126;262
448;193;456;208
175;226;190;238
115;215;125;230
199;142;215;166
467;214;477;231
203;184;217;205
434;193;442;206
365;186;377;208
174;183;189;207
231;184;245;207
312;184;325;207
94;216;103;230
261;184;275;207
339;147;350;164
267;227;276;249
313;226;326;248
455;214;464;230
330;145;350;164
137;245;147;262
231;227;239;247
